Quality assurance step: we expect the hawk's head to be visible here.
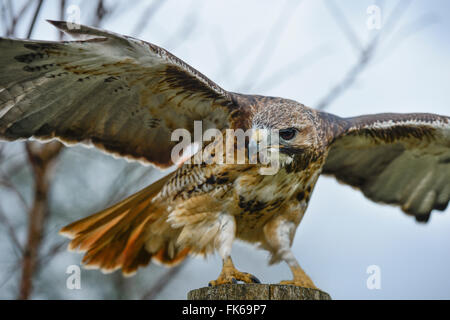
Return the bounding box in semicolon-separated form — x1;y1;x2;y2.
250;98;324;171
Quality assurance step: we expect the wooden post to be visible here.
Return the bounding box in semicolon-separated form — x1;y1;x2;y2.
188;284;331;300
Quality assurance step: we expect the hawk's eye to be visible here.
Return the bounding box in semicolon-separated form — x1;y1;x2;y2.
279;128;297;141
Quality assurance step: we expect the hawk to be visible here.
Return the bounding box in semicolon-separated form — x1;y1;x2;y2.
1;21;449;289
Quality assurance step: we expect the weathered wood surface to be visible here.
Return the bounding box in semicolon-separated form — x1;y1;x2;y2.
187;284;331;300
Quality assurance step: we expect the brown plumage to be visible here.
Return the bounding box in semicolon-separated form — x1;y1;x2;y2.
0;21;449;288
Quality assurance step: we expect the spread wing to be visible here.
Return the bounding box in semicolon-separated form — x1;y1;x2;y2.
321;112;450;222
0;20;240;168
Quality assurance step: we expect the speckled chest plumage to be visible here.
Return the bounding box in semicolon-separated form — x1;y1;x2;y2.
231;159;324;243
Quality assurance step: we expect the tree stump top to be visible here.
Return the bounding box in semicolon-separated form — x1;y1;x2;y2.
187;284;331;300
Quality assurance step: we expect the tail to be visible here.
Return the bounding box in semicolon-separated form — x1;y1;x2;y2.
60;173;189;276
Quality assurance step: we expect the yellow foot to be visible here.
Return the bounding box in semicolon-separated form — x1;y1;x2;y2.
279;279;317;289
209;271;260;286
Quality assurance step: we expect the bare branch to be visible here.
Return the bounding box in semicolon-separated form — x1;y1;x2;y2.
0;178;29;211
0;157;27;184
18;141;63;300
6;0;34;36
26;0;44;39
91;0;112;28
37;240;67;269
0;208;23;256
0;263;21;292
58;0;66;40
102;164;153;207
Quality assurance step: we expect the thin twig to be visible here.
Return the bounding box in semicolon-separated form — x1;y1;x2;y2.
0;159;27;184
102;164;153;207
26;0;44;39
92;0;108;28
0;208;23;256
0;178;29;211
58;0;66;40
18;141;63;300
37;240;67;269
6;0;33;36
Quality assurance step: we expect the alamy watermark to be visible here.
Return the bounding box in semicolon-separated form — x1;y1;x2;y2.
66;265;81;290
66;5;81;30
367;5;382;30
171;121;282;175
366;265;381;290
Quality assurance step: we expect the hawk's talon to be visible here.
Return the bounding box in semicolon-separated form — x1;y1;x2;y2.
247;273;261;284
208;277;237;286
209;257;261;286
209;271;260;286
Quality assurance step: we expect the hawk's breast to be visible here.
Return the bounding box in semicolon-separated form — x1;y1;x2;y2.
232;164;322;242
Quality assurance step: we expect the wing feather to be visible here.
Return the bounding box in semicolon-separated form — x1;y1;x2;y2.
321;112;450;222
0;20;241;168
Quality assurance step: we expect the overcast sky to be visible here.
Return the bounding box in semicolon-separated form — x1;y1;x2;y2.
4;0;450;299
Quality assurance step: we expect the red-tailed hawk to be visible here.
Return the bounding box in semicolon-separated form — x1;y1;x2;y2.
0;21;449;289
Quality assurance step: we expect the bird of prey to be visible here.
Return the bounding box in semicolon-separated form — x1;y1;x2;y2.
0;21;449;289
